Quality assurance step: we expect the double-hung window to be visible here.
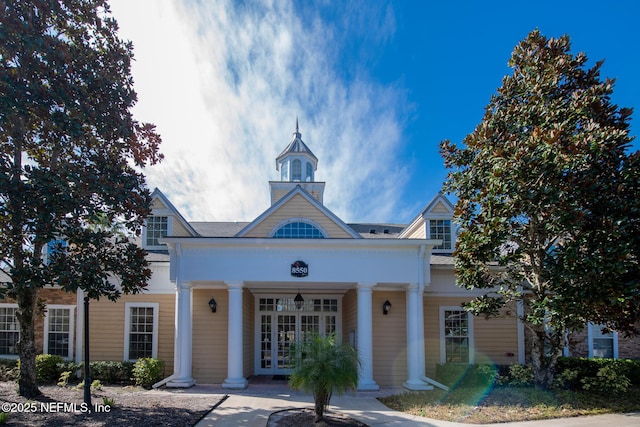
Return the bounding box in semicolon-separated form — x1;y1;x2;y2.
0;305;19;358
588;323;618;358
440;307;474;364
44;306;75;360
124;303;159;360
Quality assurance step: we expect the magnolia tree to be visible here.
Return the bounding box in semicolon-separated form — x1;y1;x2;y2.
0;0;162;397
440;30;639;389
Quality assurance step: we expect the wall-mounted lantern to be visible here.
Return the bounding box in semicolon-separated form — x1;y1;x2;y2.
208;298;217;313
383;300;392;315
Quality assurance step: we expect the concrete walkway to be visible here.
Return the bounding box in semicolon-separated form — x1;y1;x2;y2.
172;381;640;427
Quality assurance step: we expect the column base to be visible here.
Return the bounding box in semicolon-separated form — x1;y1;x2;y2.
403;380;434;391
222;377;248;389
167;377;196;388
357;380;379;391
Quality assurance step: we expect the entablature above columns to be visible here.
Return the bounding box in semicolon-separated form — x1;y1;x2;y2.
163;238;440;286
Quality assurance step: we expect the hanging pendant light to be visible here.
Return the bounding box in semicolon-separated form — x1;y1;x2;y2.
294;291;304;310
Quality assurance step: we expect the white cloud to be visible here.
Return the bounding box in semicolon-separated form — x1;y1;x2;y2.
110;0;409;223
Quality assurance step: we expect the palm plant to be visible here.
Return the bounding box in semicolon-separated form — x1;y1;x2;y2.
288;334;360;422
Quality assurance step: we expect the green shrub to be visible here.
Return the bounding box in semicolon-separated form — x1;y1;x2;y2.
91;379;103;391
102;397;115;408
132;358;164;389
0;411;10;424
90;361;134;385
499;364;533;387
35;354;65;383
554;357;640;393
552;368;579;390
57;371;72;387
581;365;631;395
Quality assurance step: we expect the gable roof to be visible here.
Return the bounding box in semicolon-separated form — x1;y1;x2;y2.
150;188;199;237
398;192;454;238
235;184;361;238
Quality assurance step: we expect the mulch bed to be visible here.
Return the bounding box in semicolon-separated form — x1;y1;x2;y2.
0;382;221;426
268;408;369;427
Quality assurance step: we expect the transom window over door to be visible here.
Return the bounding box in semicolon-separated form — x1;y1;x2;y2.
440;307;474;364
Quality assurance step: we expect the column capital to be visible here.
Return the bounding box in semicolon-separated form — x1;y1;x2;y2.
178;281;193;291
225;281;244;290
406;283;419;291
356;282;377;290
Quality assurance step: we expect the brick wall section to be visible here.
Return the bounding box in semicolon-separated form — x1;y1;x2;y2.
2;288;79;356
531;326;640;360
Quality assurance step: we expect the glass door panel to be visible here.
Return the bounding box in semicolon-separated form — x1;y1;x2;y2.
300;315;320;342
260;314;272;369
277;315;296;370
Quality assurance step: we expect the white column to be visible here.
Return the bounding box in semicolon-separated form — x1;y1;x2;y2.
356;282;378;391
168;282;195;387
223;281;247;389
405;283;431;390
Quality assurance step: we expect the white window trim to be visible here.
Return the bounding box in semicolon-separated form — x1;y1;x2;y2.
587;323;618;359
124;302;159;361
143;216;172;251
427;218;455;253
439;306;474;364
0;303;19;359
43;305;76;360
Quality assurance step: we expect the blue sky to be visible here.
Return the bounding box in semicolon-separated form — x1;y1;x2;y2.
109;0;639;224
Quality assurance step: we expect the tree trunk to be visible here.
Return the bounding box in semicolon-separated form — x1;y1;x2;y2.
313;389;329;422
530;328;561;390
16;287;41;398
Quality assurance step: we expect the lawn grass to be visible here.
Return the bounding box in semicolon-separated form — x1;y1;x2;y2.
378;385;640;424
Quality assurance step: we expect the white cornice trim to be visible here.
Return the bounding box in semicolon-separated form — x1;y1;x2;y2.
161;236;442;250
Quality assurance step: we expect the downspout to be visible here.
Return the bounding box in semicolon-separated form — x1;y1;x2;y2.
418;244;449;391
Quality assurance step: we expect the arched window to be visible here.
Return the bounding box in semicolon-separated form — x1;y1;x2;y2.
292;159;301;181
281;161;288;181
273;222;325;238
306;162;313;182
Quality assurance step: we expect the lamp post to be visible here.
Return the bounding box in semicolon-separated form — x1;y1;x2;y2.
83;296;91;406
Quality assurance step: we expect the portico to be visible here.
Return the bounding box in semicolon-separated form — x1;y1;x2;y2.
162;236;440;390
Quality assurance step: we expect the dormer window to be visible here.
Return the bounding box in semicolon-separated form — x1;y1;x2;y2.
146;216;168;247
429;219;452;251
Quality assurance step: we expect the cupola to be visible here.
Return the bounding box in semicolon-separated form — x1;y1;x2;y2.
270;119;325;205
275;118;318;182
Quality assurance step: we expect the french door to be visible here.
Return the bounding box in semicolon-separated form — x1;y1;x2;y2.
256;296;339;375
